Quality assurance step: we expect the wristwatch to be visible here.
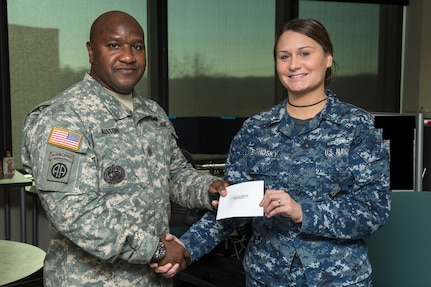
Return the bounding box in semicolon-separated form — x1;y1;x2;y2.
151;239;167;263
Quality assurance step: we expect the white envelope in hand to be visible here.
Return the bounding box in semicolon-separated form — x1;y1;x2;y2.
216;180;264;220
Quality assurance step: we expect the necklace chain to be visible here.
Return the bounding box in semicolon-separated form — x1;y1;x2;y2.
287;97;328;108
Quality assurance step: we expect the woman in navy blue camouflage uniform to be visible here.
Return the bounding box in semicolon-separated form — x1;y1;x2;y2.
155;18;390;286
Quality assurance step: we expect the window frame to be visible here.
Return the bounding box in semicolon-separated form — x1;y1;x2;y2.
0;0;12;156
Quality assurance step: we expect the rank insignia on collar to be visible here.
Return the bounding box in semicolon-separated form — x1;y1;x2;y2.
48;127;82;151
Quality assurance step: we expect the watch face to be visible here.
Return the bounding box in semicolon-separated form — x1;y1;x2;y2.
151;241;167;262
156;243;166;258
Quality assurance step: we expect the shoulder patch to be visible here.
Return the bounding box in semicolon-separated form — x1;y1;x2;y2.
48;127;82;151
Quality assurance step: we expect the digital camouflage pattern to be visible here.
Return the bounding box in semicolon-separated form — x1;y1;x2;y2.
181;90;390;287
21;73;218;287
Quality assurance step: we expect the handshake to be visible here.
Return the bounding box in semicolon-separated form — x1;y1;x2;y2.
150;179;229;278
150;234;188;278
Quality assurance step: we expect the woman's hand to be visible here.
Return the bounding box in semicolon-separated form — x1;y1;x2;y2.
259;189;303;223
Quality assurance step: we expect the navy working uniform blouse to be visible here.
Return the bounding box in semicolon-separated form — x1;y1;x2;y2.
180;90;391;286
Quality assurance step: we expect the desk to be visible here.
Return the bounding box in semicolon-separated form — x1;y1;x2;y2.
0;171;33;242
0;240;45;286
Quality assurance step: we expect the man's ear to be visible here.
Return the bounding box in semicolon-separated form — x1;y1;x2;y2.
86;41;94;64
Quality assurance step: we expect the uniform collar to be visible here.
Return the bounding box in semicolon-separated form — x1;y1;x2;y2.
83;73;159;121
272;89;343;124
264;89;344;135
318;89;345;126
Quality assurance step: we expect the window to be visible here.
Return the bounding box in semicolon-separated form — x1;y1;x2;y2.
299;1;379;110
167;0;276;117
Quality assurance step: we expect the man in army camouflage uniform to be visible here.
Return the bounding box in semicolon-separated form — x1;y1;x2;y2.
21;10;227;287
154;18;391;286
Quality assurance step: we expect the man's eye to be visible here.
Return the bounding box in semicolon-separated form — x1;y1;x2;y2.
133;45;143;51
109;43;120;49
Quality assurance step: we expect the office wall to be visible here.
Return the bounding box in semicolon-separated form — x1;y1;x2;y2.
8;25;61;166
416;1;431;115
403;0;431;114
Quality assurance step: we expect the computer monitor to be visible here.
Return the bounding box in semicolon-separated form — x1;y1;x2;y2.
171;114;419;190
373;113;417;190
169;116;246;155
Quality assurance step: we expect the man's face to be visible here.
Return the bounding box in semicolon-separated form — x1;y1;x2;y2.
86;14;146;94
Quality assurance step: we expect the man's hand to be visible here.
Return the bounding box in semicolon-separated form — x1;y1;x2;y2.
156;234;190;271
150;234;188;278
208;180;229;208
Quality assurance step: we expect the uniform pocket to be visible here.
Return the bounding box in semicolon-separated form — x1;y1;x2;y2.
92;129;136;194
315;144;353;201
247;155;279;181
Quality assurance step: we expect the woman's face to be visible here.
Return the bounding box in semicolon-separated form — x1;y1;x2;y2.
275;30;332;96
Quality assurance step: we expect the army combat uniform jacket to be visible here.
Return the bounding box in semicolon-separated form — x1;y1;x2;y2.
21;74;217;287
180;91;391;286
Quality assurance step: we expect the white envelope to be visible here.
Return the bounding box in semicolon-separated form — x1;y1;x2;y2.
216;180;264;220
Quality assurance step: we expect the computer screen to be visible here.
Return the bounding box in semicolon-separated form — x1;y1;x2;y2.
169;116;246;155
171;114;418;190
373;113;417;190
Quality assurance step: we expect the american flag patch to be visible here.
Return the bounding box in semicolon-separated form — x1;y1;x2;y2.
48;128;82;151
